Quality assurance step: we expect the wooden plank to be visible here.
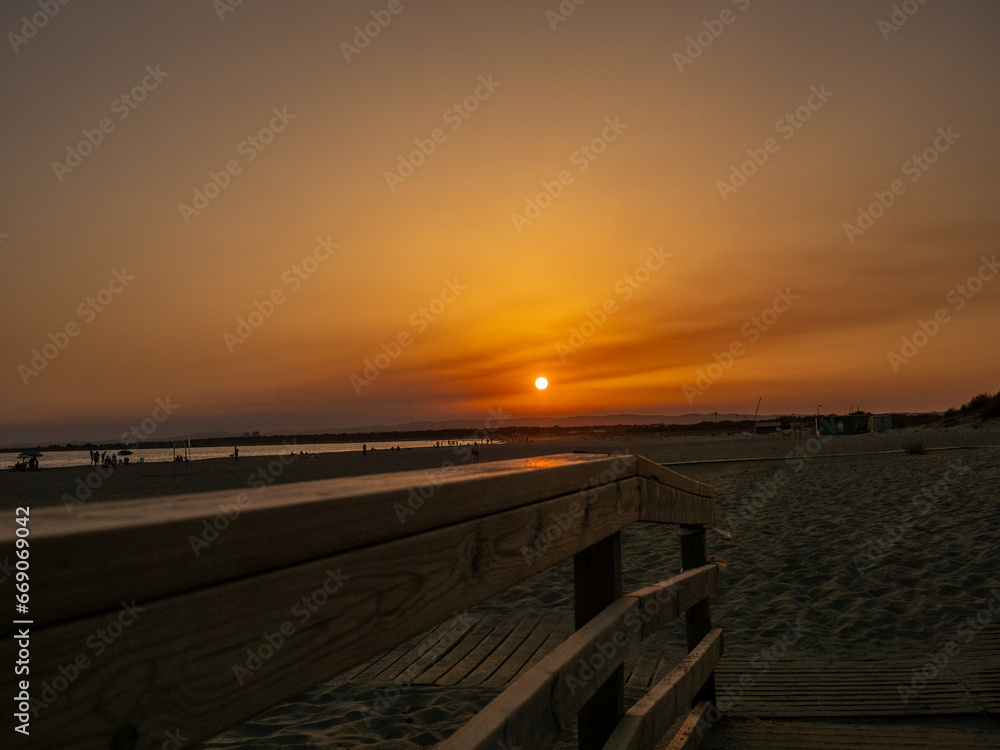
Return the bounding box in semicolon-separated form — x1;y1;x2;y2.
953;654;1000;713
649;655;678;689
482;612;567;688
664;700;713;750
633;456;714;497
437;619;515;686
576;533;625;750
412;614;504;686
702;718;1000;749
638;482;716;526
372;612;479;684
512;629;569;681
439;597;642;750
19;480;640;749
631;564;720;641
603;629;723;750
438;567;720;750
462;615;541;686
626;653;660;692
0;452;635;630
354;630;437;681
679;529;715;707
331;660;369;684
711;660;983;718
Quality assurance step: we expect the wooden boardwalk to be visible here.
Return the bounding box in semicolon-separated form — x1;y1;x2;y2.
345;612;1000;721
701;718;1000;749
7;453;724;749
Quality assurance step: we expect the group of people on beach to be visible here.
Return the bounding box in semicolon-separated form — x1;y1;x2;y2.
362;443;475;456
91;450;128;467
362;444;409;454
9;456;39;471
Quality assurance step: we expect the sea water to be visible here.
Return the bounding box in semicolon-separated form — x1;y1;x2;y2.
1;440;444;469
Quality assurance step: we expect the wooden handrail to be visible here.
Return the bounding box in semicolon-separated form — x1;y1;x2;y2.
2;453;638;629
1;453;720;749
603;629;724;750
439;566;720;750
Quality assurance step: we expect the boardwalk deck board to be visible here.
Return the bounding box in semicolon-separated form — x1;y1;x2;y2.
345;623;999;723
462;614;542;686
481;612;567;688
651;653;686;687
437;617;517;686
370;615;476;684
411;614;503;685
625;652;660;693
513;629;570;681
702;718;1000;750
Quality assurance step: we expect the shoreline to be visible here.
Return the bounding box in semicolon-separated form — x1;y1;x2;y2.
3;423;999;511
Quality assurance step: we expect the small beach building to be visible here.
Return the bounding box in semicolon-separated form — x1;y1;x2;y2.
818;415;865;436
818;413;892;436
868;413;893;432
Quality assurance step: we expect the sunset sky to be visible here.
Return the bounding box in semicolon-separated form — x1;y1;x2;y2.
2;0;999;444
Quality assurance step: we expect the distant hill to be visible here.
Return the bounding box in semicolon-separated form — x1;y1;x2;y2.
319;413;791;433
10;405;975;452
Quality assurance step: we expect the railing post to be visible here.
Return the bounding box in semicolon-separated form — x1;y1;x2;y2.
680;525;716;707
574;532;624;750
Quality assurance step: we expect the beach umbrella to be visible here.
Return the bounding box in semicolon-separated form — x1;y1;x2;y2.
18;450;43;457
117;450;134;455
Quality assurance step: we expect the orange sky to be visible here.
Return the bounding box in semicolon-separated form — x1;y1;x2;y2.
2;1;999;443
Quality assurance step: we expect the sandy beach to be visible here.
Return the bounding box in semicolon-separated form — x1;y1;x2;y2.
9;423;999;747
5;421;998;511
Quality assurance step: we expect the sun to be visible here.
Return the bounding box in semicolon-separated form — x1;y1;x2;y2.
535;377;548;390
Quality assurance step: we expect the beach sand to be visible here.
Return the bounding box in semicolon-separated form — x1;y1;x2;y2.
5;420;998;511
10;423;999;747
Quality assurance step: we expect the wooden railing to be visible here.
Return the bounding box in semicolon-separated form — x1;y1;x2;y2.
1;452;721;749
